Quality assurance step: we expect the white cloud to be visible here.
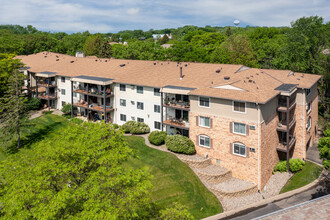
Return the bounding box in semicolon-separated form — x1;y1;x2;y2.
0;0;329;32
126;8;140;15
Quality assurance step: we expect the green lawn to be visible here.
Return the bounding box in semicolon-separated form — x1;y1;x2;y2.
0;114;69;161
124;136;222;219
280;161;323;193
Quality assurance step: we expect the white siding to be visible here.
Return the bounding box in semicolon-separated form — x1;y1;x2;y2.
114;83;162;131
57;76;72;110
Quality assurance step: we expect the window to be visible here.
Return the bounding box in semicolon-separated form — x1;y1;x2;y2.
199;135;210;148
120;84;126;91
154;105;160;113
137;117;144;122
306;102;311;113
154;121;161;130
233;122;246;135
73;92;77;97
199;116;210;128
306;117;311;131
233;101;246;113
154;88;160;96
61;77;65;83
137;102;144;110
120;114;126;122
62;101;66;106
233;143;246;157
61;89;65;95
120;99;126;107
137;86;143;94
306;88;311;96
199;97;210;107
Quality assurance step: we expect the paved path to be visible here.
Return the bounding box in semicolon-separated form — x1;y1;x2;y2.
227;171;330;220
307;142;323;165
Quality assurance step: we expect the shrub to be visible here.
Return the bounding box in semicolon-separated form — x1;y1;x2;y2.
148;131;167;146
62;114;71;119
121;121;150;134
165;135;196;155
70;118;83;125
42;111;53;115
289;158;305;172
25;97;41;111
159;202;193;220
274;159;305;173
130;122;150;134
113;124;119;129
121;121;137;133
61;103;77;115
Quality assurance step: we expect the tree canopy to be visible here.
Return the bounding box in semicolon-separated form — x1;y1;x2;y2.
0;122;153;219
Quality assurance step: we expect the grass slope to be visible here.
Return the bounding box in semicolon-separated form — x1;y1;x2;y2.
124;136;222;219
280;161;322;193
0;114;69;161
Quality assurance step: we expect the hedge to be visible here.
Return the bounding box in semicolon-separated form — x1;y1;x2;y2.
121;121;150;134
148;131;167;146
165;135;196;155
274;158;305;173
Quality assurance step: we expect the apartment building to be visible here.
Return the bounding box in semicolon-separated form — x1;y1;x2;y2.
18;52;321;190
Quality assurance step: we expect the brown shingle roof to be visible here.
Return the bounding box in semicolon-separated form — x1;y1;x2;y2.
16;52;321;104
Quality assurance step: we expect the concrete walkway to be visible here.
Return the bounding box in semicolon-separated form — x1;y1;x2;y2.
29;109;63;120
307;142;323;165
130;134;292;211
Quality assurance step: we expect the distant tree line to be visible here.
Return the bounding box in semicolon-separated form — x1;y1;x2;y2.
1;16;329;124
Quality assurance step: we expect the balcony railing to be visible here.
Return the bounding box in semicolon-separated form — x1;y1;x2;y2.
37;93;57;100
277;116;296;132
163;100;190;110
73;101;113;113
37;81;57;87
163;116;189;130
73;86;113;97
277;99;296;112
277;135;296;152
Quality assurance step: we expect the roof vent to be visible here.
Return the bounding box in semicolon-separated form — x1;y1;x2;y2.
185;64;188;67
105;60;108;62
153;62;156;65
44;56;47;58
216;68;222;73
288;71;294;76
56;59;59;61
70;60;74;63
120;64;126;67
95;59;98;62
224;76;230;80
180;67;183;80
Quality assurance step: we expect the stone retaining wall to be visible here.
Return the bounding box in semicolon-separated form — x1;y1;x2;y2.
196;170;232;184
179;157;212;168
210;184;258;198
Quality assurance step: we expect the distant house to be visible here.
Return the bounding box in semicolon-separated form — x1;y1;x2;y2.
152;33;172;40
161;44;173;49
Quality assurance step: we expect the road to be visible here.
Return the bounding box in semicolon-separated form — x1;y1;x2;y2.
226;173;329;220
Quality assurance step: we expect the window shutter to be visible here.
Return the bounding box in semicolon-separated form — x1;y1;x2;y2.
196;135;199;146
229;122;233;133
246;124;249;136
229;143;232;154
196;116;199;126
210;118;213;128
246;146;249;158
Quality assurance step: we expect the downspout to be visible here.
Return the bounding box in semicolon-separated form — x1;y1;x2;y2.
161;91;164;131
257;103;261;190
302;90;306;159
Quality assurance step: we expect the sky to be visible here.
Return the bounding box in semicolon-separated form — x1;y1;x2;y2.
1;0;329;33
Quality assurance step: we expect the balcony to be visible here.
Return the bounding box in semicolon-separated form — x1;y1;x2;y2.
163;100;190;111
37;93;57;100
277;136;296;152
37;81;57;88
73;101;114;113
163;116;189;130
277;116;296;132
73;87;113;98
277;100;296;112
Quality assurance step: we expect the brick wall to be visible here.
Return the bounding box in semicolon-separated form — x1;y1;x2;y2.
189;112;259;184
260;112;280;189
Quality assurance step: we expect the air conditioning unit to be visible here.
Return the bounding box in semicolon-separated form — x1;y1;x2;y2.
131;116;135;120
131;85;135;89
131;101;135;105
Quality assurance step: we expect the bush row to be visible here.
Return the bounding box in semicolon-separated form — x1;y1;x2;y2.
148;131;167;145
274;158;305;173
121;121;150;134
165;135;196;155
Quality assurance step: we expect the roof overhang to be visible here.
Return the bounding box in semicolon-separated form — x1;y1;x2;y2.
36;71;57;78
161;85;196;95
71;75;113;85
275;84;297;96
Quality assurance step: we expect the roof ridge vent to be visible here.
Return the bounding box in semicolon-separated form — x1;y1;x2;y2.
288;71;294;76
120;64;126;67
224;76;230;80
235;65;250;73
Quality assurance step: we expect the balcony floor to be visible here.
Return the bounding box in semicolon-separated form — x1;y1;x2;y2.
163;119;189;130
73;102;113;113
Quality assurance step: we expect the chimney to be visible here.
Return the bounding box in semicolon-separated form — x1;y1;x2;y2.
180;67;183;80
